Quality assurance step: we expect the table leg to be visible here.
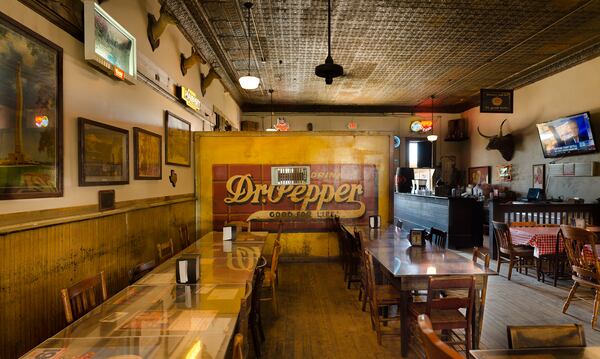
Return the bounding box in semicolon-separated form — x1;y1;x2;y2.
472;289;481;349
400;290;410;357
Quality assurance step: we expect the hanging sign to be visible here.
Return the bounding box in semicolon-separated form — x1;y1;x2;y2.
480;89;514;113
176;86;201;111
113;66;125;80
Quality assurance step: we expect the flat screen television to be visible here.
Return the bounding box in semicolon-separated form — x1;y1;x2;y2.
83;1;136;84
536;112;596;158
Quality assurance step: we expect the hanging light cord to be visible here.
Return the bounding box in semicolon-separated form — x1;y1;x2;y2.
328;0;332;57
246;3;252;76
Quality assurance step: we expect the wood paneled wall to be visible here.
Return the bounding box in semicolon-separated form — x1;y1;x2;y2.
0;196;196;358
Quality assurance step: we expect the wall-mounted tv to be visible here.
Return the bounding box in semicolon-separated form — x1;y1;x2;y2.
83;1;136;84
536;112;596;158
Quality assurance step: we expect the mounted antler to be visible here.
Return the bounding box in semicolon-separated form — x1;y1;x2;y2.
201;67;221;96
477;119;515;161
180;48;206;76
147;5;176;51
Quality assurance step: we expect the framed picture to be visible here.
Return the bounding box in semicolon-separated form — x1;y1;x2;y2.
17;0;84;41
78;118;129;186
133;127;162;180
480;89;514;113
409;229;425;247
532;164;545;189
497;164;512;182
468;166;491;185
165;111;191;167
0;12;63;200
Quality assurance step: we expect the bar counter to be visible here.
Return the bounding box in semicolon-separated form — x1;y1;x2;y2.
394;192;483;249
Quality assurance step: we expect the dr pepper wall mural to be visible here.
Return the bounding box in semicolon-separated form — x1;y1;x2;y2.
212;164;378;232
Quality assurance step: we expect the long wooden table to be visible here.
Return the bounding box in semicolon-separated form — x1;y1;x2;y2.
469;347;600;358
344;224;496;357
22;231;268;359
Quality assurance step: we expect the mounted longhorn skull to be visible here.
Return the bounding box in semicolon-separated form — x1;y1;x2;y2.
477;119;515;161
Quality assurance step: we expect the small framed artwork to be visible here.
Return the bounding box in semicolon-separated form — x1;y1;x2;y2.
532;164;545;189
468;166;491;185
133;127;162;180
78;118;129;186
480;89;514;113
497;164;512;182
165;111;191;167
409;229;426;247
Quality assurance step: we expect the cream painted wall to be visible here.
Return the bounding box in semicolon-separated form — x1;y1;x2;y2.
242;112;467;169
0;0;240;214
463;56;600;203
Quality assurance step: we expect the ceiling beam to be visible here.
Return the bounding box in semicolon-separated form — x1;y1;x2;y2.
242;103;471;114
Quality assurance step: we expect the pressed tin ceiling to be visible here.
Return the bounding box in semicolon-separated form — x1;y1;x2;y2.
164;0;600;112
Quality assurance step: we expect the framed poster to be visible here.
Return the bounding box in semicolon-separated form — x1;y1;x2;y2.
133;127;161;180
0;12;63;200
468;166;491;185
165;111;191;167
532;164;545;189
480;89;514;113
78;118;129;186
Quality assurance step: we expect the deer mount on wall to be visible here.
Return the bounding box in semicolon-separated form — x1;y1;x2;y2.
477;119;515;161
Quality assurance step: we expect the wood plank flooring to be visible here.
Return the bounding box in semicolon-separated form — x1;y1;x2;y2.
258;257;600;358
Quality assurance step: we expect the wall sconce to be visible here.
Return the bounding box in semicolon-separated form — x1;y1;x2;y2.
147;5;176;51
180;48;206;76
201;67;220;96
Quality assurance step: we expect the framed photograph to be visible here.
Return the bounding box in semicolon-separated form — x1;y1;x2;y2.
532;164;545;189
0;12;63;200
480;89;514;113
468;166;491;185
78;118;129;186
165;111;191;167
497;164;512;182
133;127;162;180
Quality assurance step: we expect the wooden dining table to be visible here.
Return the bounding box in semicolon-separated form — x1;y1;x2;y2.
344;224;496;357
469;346;600;358
22;231;268;359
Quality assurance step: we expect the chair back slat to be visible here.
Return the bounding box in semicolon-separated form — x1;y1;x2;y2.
426;276;475;317
157;238;174;263
492;221;514;253
561;225;600;277
61;271;108;323
429;227;448;248
270;242;282;277
507;324;586;349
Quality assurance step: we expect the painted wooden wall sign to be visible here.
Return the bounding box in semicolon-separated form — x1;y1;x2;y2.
212;164;378;231
480;89;514;113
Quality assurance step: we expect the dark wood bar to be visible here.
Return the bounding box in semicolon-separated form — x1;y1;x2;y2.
394;193;484;249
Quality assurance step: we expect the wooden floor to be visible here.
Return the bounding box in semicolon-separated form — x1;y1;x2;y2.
257;256;600;358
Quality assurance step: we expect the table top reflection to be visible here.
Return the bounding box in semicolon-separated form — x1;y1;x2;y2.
22;231;267;359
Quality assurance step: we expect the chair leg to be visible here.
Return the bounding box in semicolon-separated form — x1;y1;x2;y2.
361;291;368;312
272;284;278;316
358;286;363;301
250;318;262;358
563;282;579;313
466;324;472;352
536;258;541;281
496;256;502;275
507;256;515;281
593;289;600;329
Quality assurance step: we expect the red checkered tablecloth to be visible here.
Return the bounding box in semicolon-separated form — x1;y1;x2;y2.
509;227;562;257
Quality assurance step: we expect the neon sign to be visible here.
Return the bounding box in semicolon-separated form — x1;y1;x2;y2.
177;86;201;111
34;116;49;128
410;120;433;133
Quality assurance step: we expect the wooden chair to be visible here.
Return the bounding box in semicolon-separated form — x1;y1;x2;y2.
428;227;448;248
128;260;156;284
266;221;284;287
472;247;490;347
156;238;174;263
417;314;463;359
61;271;108;323
510;221;538;227
365;250;402;345
345;228;362;289
261;242;281;315
250;256;267;357
492;221;537;280
233;333;244;359
179;223;190;248
409;276;475;352
225;220;251;232
237;281;253;358
507;324;586;349
561;225;600;328
357;231;370;311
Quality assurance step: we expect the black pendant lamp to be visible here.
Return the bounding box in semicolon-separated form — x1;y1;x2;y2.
315;0;343;85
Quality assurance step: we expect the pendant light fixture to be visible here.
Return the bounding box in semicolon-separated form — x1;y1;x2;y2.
239;2;260;90
427;95;438;142
315;0;343;85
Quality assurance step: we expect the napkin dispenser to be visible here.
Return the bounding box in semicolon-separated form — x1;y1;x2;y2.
223;225;237;241
176;255;200;284
369;215;381;228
